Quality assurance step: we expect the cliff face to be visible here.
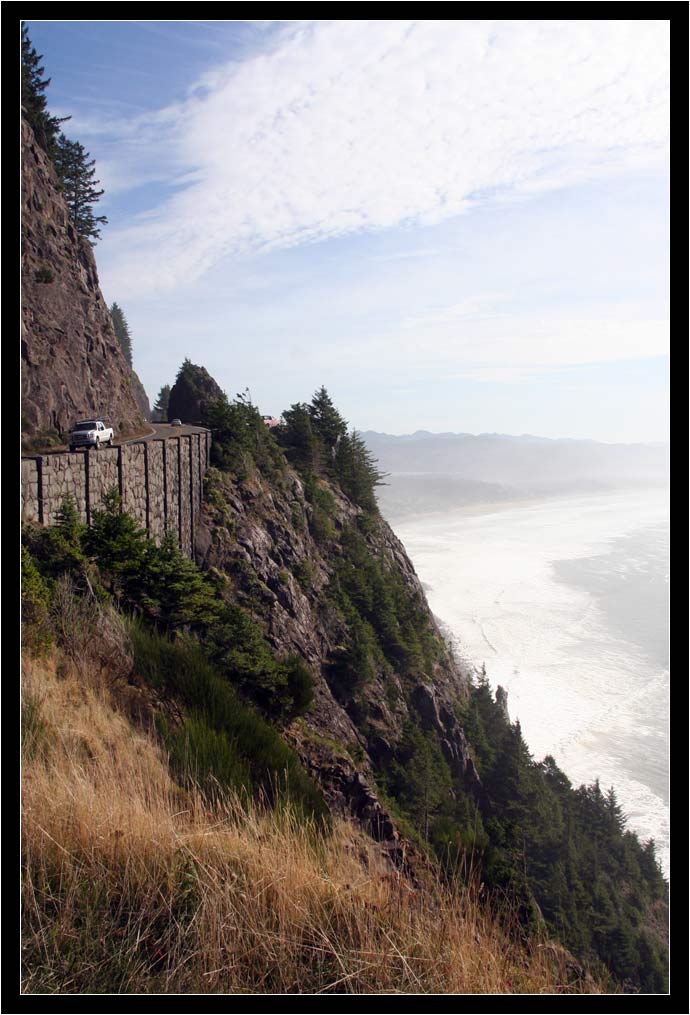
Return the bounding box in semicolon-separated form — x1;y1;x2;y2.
21;117;144;441
195;462;480;842
130;370;151;422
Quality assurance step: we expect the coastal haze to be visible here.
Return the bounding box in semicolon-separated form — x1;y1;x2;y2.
364;430;669;518
367;431;670;875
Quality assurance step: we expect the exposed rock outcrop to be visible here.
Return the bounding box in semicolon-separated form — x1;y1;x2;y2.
130;369;151;422
197;462;481;839
168;361;224;424
21;117;144;443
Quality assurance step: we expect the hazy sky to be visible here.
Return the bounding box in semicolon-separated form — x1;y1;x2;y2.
26;19;670;442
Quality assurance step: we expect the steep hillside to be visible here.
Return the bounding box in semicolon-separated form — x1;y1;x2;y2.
196;462;479;848
19;26;668;994
21;392;669;992
129;370;151;422
21;116;144;446
21;647;602;994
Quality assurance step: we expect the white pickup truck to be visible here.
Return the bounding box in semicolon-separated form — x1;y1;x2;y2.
69;419;114;451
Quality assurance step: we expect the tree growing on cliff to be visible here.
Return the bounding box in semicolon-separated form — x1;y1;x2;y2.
21;23;69;155
335;429;386;513
153;385;171;422
278;403;321;474
308;387;348;462
52;133;108;242
109;303;133;367
275;388;384;513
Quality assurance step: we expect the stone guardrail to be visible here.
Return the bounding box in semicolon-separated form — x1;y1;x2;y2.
21;430;212;559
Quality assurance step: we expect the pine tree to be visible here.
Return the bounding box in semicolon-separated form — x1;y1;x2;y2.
109;303;133;366
53;133;108;242
308;387;348;460
153;385;171;422
21;22;69;154
335;429;386;512
278;403;321;474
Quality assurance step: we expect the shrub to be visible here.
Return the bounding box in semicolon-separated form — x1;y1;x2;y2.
282;654;315;717
328;522;441;681
326;616;377;696
35;265;54;283
130;623;325;819
49;573;92;663
82;490;148;598
293;558;316;593
204;392;285;479
49;573;134;683
21;427;63;454
138;533;221;629
22;494;89;588
21;546;52;654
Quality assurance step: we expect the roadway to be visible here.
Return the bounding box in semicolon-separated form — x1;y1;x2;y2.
118;422;210;444
24;422;211;457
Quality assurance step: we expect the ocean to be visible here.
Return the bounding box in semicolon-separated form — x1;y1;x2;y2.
392;487;670;877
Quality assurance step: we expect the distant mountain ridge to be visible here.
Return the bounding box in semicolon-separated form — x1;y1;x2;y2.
363;429;668;448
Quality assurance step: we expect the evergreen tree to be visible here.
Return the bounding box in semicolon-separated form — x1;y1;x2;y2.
109;303;133;367
308;386;348;467
81;490;148;599
52;133;107;242
153;384;171;422
278;403;321;474
138;533;220;629
335;429;386;512
21;22;69;154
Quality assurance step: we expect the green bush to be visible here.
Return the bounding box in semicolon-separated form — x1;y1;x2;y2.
303;477;336;544
328;522;441;681
23;495;89;591
35;264;54;283
82;490;148;599
293;559;316;593
130;623;326;820
326;616;377;696
204;393;285;479
21;545;53;653
137;533;221;629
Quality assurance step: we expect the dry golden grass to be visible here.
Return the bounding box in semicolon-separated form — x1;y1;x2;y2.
21;651;604;995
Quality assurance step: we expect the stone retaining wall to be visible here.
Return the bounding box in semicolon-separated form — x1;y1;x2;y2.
20;430;212;557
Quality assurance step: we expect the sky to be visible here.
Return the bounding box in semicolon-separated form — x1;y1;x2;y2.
25;19;670;442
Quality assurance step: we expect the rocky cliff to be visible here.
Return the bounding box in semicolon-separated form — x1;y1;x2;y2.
168;360;224;425
130;370;151;422
21;117;144;444
195;461;480;848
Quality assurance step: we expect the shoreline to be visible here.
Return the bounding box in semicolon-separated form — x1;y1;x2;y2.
380;480;670;528
396;488;670;878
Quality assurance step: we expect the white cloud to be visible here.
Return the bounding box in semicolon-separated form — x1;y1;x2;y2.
308;309;670;379
96;18;669;297
399;293;512;329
